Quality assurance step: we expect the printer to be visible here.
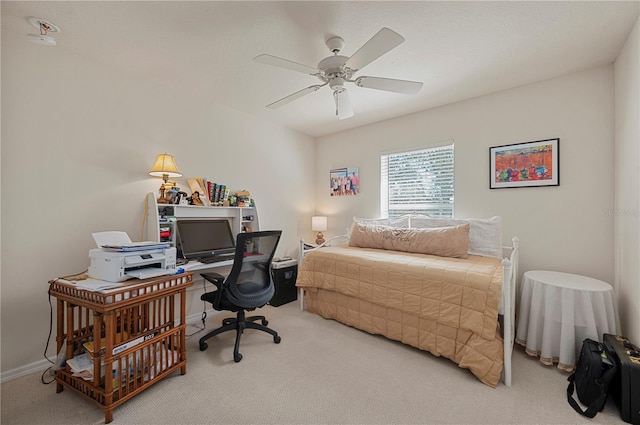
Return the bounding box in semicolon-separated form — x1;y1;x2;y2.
89;246;177;282
88;231;177;282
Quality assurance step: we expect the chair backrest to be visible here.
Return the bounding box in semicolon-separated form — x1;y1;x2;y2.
224;230;282;309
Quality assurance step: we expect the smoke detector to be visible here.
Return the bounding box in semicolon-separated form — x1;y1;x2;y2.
27;17;60;46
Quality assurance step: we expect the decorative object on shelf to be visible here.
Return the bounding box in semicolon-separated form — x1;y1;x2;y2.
312;216;328;245
490;138;559;189
188;191;204;206
149;153;183;203
236;190;251;207
186;178;210;206
330;168;359;196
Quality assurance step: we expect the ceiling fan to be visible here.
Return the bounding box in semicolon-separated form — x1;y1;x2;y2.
254;27;423;120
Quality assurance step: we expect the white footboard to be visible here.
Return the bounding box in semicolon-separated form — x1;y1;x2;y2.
501;236;519;387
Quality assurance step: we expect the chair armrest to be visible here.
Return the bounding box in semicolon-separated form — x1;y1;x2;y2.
200;272;226;309
201;272;225;290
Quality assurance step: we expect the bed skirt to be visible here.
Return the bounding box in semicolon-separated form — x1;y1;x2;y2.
304;288;504;387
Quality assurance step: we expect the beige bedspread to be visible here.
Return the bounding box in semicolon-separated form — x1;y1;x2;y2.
296;246;505;387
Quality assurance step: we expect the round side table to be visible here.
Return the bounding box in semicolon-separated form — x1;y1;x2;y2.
515;270;620;372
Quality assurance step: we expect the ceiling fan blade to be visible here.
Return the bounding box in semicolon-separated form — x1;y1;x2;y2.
355;76;423;94
345;28;405;72
266;85;323;109
254;54;320;75
334;89;354;120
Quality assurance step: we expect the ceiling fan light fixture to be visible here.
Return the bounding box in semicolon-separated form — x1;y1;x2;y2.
334;89;354;120
254;27;422;119
329;77;346;92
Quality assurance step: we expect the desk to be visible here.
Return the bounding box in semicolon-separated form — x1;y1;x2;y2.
181;258;234;272
516;270;619;372
50;272;193;423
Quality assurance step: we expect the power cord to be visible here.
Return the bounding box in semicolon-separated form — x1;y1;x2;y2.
41;272;87;385
186;278;208;337
41;286;56;384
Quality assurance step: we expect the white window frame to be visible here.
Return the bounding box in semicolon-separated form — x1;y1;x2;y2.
380;142;454;218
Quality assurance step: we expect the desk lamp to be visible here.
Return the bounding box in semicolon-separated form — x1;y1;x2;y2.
149;153;182;204
312;216;328;245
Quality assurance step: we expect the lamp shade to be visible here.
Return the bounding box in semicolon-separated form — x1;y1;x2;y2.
149;154;182;178
311;216;328;232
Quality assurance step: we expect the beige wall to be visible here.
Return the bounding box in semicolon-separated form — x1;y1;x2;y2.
314;65;616;288
1;31;315;375
614;16;640;342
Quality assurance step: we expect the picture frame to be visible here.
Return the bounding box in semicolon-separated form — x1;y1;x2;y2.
490;138;559;189
330;168;359;196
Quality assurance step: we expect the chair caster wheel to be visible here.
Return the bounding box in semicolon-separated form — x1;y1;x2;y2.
199;342;208;351
274;335;281;344
234;353;243;362
262;319;268;326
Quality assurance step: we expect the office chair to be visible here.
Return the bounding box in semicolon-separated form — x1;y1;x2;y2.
199;230;282;362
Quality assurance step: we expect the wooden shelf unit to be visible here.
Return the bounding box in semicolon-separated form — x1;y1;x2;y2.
145;192;259;246
49;273;194;423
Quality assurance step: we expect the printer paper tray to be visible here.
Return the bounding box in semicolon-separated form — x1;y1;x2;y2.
125;268;175;280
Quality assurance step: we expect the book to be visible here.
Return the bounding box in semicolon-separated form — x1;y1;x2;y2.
207;181;215;203
83;331;130;355
195;178;210;206
112;331;159;355
214;184;222;204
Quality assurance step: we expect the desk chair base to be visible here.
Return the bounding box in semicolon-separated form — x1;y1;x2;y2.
199;310;281;362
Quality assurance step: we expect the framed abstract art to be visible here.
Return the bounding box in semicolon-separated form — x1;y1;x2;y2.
490;138;559;189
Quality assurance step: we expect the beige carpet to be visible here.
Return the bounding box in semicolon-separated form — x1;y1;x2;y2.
1;302;624;425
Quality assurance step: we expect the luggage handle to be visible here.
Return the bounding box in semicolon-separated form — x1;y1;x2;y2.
566;365;617;418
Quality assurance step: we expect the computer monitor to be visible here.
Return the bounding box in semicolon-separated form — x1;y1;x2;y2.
175;219;236;260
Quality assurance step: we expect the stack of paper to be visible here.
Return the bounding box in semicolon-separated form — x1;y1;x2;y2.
66;352;94;381
74;278;123;292
100;241;170;252
91;231;169;251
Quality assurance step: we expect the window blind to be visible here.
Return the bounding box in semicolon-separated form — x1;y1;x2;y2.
381;144;454;218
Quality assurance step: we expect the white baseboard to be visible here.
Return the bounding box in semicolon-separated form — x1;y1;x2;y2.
0;359;53;384
1;309;221;384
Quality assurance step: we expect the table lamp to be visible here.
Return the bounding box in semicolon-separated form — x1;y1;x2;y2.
149;153;182;204
312;216;328;245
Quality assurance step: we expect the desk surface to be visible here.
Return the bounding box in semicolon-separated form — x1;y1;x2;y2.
516;270;619;372
181;258;234;272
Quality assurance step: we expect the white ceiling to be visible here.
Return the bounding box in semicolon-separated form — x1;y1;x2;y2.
3;1;639;138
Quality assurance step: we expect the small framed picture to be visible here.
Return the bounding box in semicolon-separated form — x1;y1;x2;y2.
330;168;359;196
490;138;559;189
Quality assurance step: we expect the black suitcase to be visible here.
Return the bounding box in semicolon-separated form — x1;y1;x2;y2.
603;334;640;424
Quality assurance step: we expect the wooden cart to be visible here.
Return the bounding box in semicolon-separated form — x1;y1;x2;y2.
49;272;193;423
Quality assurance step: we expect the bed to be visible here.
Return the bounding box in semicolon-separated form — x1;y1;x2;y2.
296;215;519;388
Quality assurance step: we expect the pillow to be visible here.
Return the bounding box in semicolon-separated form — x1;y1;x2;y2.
352;215;410;228
409;215;503;258
348;222;470;259
348;215;411;239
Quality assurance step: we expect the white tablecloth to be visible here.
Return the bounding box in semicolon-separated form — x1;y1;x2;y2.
515;270;620;372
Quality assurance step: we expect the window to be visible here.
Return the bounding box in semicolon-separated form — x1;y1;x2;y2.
381;143;454;218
